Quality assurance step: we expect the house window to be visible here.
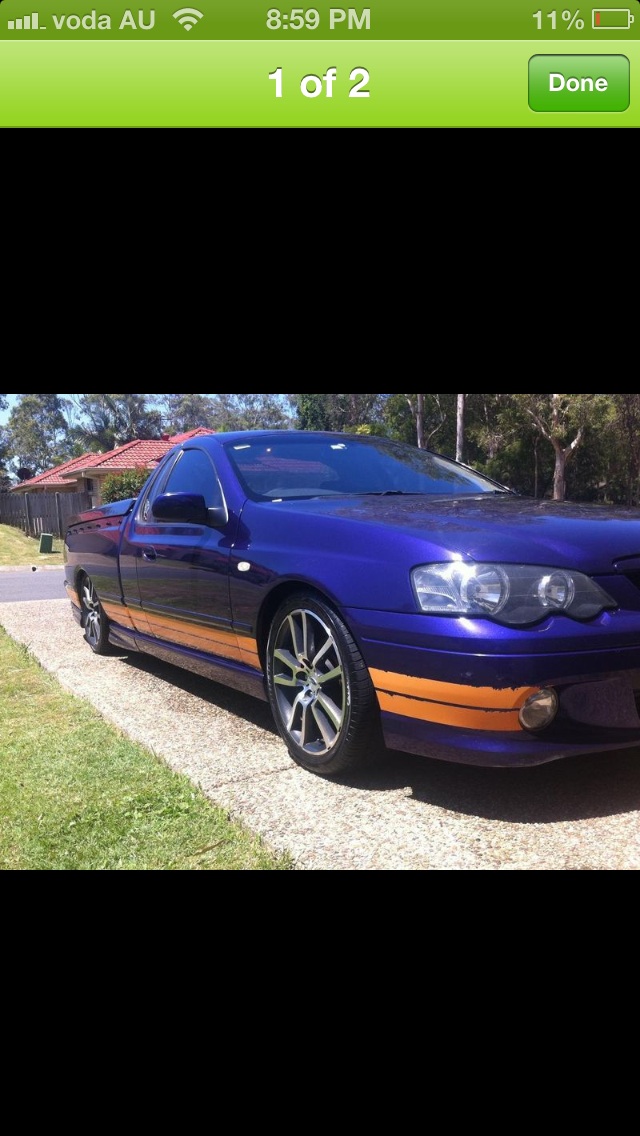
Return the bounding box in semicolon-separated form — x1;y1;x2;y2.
85;478;95;492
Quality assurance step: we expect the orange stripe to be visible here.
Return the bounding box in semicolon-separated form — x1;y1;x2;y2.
146;610;240;648
239;646;262;670
145;615;244;660
369;668;538;710
85;594;262;670
102;601;136;630
141;610;261;671
376;691;522;731
147;613;259;661
84;590;261;667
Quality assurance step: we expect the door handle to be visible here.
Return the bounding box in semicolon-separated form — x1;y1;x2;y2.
143;548;157;561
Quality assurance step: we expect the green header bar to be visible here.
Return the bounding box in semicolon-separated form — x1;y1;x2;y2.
1;39;637;125
1;0;639;40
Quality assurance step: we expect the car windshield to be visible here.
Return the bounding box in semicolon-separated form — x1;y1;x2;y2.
225;435;511;501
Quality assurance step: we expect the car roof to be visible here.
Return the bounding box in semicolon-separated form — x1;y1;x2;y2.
182;430;389;447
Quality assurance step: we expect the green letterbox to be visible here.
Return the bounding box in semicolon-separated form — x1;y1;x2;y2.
39;533;54;554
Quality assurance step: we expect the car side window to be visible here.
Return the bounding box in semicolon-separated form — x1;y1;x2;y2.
161;448;224;511
138;452;181;523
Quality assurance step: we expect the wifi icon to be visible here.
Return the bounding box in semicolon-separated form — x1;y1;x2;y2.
173;7;204;31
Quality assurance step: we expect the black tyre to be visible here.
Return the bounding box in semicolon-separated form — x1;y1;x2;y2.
265;593;380;777
80;575;111;655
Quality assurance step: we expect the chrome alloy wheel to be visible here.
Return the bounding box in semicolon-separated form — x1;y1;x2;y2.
80;576;109;654
271;606;346;757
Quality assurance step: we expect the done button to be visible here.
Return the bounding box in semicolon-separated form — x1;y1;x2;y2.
529;55;629;112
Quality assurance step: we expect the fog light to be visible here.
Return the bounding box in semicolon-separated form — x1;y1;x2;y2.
519;688;558;731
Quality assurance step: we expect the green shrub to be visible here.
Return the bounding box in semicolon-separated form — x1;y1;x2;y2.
101;466;151;504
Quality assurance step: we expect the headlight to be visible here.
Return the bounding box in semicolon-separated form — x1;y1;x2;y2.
459;565;510;615
411;563;616;626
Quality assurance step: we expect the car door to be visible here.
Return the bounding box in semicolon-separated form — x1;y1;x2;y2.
120;446;242;663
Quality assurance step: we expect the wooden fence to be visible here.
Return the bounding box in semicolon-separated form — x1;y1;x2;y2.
0;491;92;539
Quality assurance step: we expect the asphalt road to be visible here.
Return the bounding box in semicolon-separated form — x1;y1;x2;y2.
2;594;640;869
0;566;66;603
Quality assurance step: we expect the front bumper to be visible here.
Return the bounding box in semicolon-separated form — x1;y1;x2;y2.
382;673;640;767
347;607;640;766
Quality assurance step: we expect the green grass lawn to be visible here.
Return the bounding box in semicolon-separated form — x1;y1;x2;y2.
0;524;64;567
0;630;294;871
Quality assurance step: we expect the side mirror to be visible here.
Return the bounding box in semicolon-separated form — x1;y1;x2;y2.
152;492;210;525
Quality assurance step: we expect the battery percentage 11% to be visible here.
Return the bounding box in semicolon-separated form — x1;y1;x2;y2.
533;9;585;28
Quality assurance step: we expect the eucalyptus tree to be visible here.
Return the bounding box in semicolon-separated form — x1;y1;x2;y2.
610;393;640;506
509;393;614;502
0;426;10;489
5;393;70;475
456;394;465;461
382;393;456;452
152;393;217;434
291;393;387;433
209;393;295;431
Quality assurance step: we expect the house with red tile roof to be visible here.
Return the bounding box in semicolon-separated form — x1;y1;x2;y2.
11;428;215;507
8;452;98;495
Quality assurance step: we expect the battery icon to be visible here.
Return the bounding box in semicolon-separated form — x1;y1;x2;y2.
592;8;635;28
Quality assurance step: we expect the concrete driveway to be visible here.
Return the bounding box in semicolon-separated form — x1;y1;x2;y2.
2;595;640;870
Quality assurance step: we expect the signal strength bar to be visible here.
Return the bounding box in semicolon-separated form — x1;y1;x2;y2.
8;13;41;29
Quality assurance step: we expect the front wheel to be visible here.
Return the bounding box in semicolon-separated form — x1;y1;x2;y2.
265;593;381;777
80;575;111;655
